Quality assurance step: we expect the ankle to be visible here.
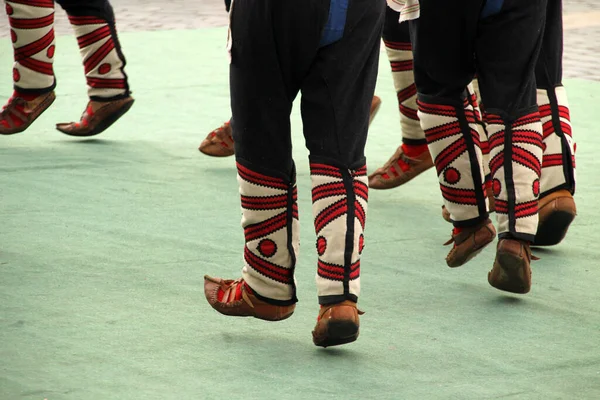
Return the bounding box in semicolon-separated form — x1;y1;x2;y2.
452;227;463;235
401;143;428;158
14;91;45;102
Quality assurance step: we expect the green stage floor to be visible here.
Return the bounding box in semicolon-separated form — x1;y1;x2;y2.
1;28;600;400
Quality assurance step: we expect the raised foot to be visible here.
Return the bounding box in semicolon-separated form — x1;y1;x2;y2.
199;120;234;157
203;275;295;321
488;239;533;294
56;96;134;137
533;189;576;247
368;145;434;190
313;300;364;348
445;218;496;268
0;91;55;135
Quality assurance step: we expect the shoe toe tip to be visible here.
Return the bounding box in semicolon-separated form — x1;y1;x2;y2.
203;274;220;284
203;278;220;304
198;141;211;151
55;123;74;134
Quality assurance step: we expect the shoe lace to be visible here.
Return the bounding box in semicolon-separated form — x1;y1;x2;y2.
212;121;230;135
382;152;417;178
1;94;23;115
218;278;247;304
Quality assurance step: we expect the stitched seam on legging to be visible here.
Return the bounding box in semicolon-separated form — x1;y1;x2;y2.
503;119;517;235
546;87;575;192
340;167;355;298
457;102;488;222
286;169;298;303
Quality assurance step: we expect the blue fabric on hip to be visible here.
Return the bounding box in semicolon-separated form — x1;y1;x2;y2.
319;0;349;47
481;0;505;18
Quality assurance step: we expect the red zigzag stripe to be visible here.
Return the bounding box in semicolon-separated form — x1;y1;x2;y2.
68;16;106;25
77;25;112;48
310;163;343;178
418;101;457;117
354;180;368;201
244;212;287;241
84;39;115;74
513;112;540;128
352;166;367;177
488;130;505;150
397;84;417;104
237;163;288;190
355;201;366;230
481;139;490;156
512;146;541;174
383;40;411;51
8;0;53;7
9;14;54;29
314;198;348;234
464;109;479;124
241;194;289;210
470;128;481;148
440;185;479;205
318;260;360;281
400;104;418;121
495;199;508;213
424;120;462;143
18;57;53;75
14;29;54;60
434;137;467;174
538;104;551;118
515;200;538;218
543;120;572;138
244;247;293;284
485;114;504;125
489;153;504;176
562;121;572;137
513;130;543;147
312;182;346;202
391;60;413;72
542;154;564;168
87;77;126;89
539;104;570;121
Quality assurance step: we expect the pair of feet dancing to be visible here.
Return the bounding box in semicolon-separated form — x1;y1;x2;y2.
200;0;577;348
1;0;134;138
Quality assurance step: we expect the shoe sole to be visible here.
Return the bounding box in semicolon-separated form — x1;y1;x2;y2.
211;305;295;322
533;210;576;247
0;92;56;135
254;311;295;322
313;320;359;348
488;252;531;294
198;144;235;157
58;98;134;137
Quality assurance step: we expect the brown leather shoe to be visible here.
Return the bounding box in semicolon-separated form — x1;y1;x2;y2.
369;145;434;189
442;185;496;223
488;239;532;294
533;189;577;247
312;300;364;348
0;91;55;135
369;95;382;125
204;276;295;321
56;96;134;137
198;120;234;157
445;218;496;268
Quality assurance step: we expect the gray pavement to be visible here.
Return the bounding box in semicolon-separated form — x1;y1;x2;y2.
0;0;598;80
